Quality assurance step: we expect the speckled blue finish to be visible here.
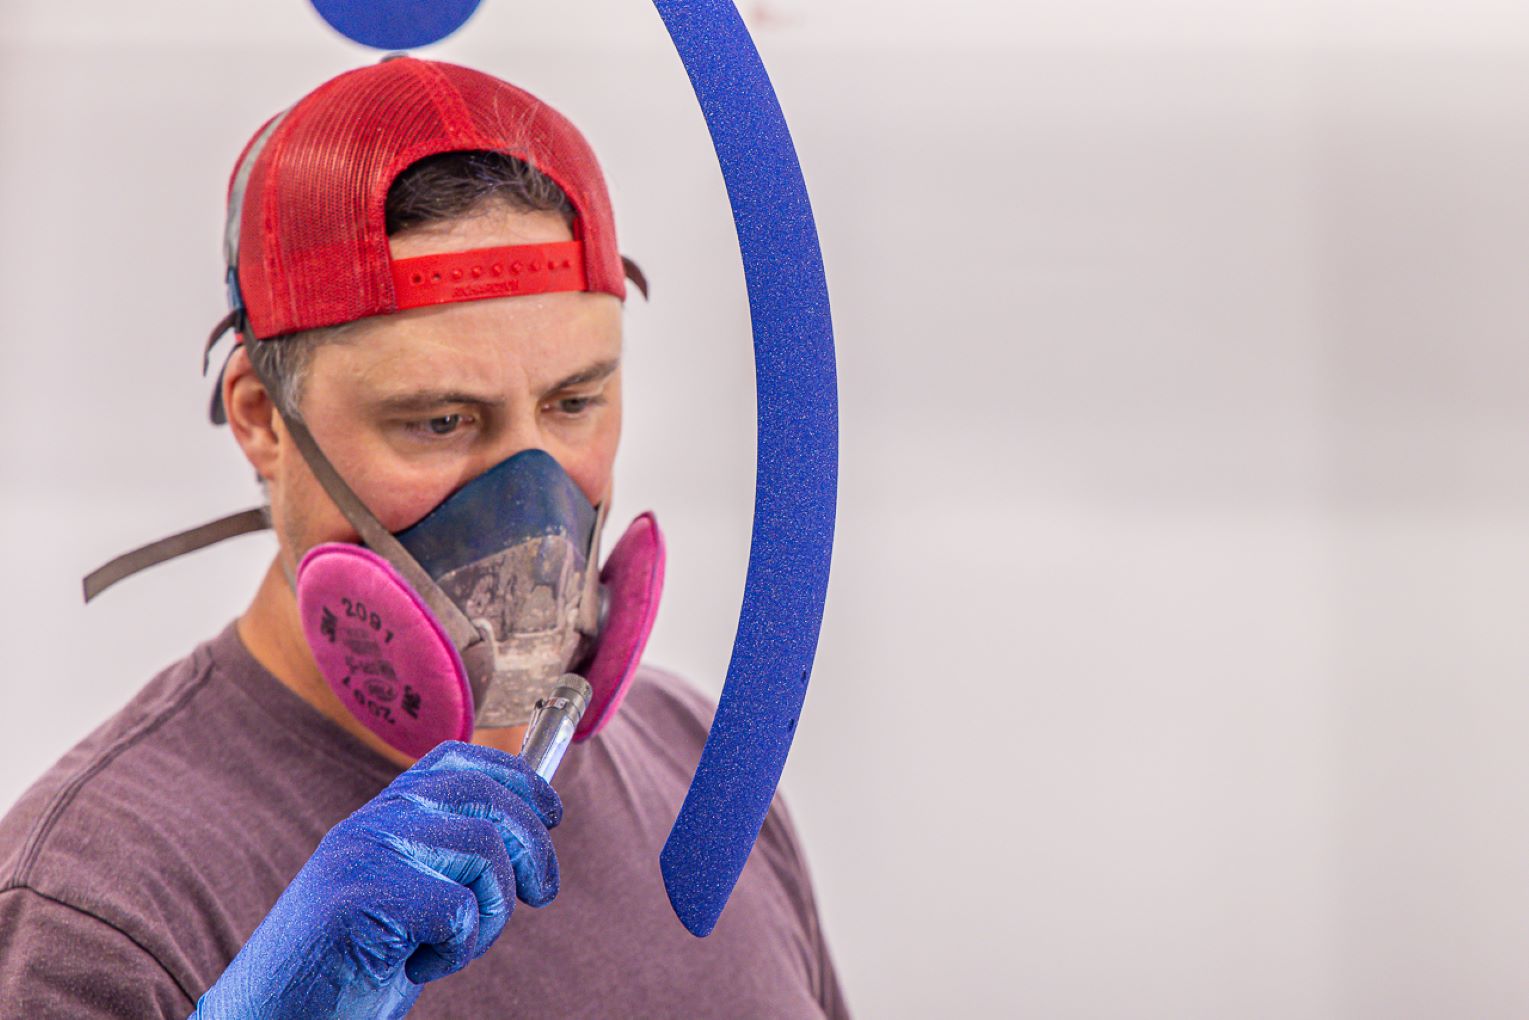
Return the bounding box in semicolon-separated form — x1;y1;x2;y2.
651;0;839;937
310;0;482;50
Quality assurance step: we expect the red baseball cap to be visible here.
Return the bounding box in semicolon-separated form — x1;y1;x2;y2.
225;56;632;344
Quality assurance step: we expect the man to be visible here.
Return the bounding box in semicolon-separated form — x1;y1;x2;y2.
0;57;846;1018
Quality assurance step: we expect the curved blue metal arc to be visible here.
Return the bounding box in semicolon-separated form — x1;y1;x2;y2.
306;0;839;940
649;0;839;937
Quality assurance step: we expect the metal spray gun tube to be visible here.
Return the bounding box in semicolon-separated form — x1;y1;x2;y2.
518;674;593;782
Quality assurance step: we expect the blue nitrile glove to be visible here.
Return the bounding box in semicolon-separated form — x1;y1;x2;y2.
190;741;562;1020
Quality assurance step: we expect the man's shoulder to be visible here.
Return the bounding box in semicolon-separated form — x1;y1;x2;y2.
624;662;718;722
0;622;385;998
0;632;245;998
0;634;223;892
1;622;384;898
607;663;719;754
616;663;815;891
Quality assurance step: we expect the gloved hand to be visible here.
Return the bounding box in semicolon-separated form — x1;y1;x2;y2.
191;741;561;1020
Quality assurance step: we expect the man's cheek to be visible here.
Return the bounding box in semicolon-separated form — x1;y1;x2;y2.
583;422;622;505
288;462;363;549
350;480;462;537
325;439;441;534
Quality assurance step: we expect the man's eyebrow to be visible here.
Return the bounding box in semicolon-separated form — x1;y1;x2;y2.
369;390;507;414
545;358;620;395
365;361;619;414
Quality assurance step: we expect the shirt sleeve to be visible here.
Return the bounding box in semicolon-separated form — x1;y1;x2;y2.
757;795;853;1019
0;886;194;1019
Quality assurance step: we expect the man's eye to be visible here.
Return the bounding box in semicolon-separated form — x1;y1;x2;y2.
400;413;475;442
554;396;602;415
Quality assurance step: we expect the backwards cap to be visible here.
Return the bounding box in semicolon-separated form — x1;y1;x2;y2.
226;56;628;344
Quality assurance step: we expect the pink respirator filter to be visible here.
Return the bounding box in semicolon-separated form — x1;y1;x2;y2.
297;512;665;759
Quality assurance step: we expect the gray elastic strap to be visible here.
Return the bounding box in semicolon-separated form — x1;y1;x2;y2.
82;507;271;602
578;499;608;637
276;412;485;657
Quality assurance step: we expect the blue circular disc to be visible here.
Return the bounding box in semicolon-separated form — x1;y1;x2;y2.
311;0;482;50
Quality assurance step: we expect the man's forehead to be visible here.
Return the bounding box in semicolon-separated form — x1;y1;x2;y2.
387;204;573;259
332;344;622;410
306;282;622;387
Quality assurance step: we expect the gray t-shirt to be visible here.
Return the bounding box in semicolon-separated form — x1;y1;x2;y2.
0;623;847;1017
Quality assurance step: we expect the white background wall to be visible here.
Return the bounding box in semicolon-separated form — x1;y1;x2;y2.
6;1;1529;1016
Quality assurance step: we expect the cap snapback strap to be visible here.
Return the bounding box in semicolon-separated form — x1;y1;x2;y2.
392;240;588;310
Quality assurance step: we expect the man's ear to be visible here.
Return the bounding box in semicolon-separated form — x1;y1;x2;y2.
224;345;282;483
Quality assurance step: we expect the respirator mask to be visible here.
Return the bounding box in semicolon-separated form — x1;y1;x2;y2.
283;408;665;758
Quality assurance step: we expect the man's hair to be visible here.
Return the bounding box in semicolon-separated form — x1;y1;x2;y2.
247;151;575;419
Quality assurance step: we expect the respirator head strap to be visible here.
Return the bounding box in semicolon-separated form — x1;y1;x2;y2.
81;506;272;602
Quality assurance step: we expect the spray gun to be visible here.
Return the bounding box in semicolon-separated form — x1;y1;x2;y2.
518;674;593;782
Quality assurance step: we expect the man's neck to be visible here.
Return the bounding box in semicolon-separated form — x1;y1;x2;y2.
237;557;528;769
